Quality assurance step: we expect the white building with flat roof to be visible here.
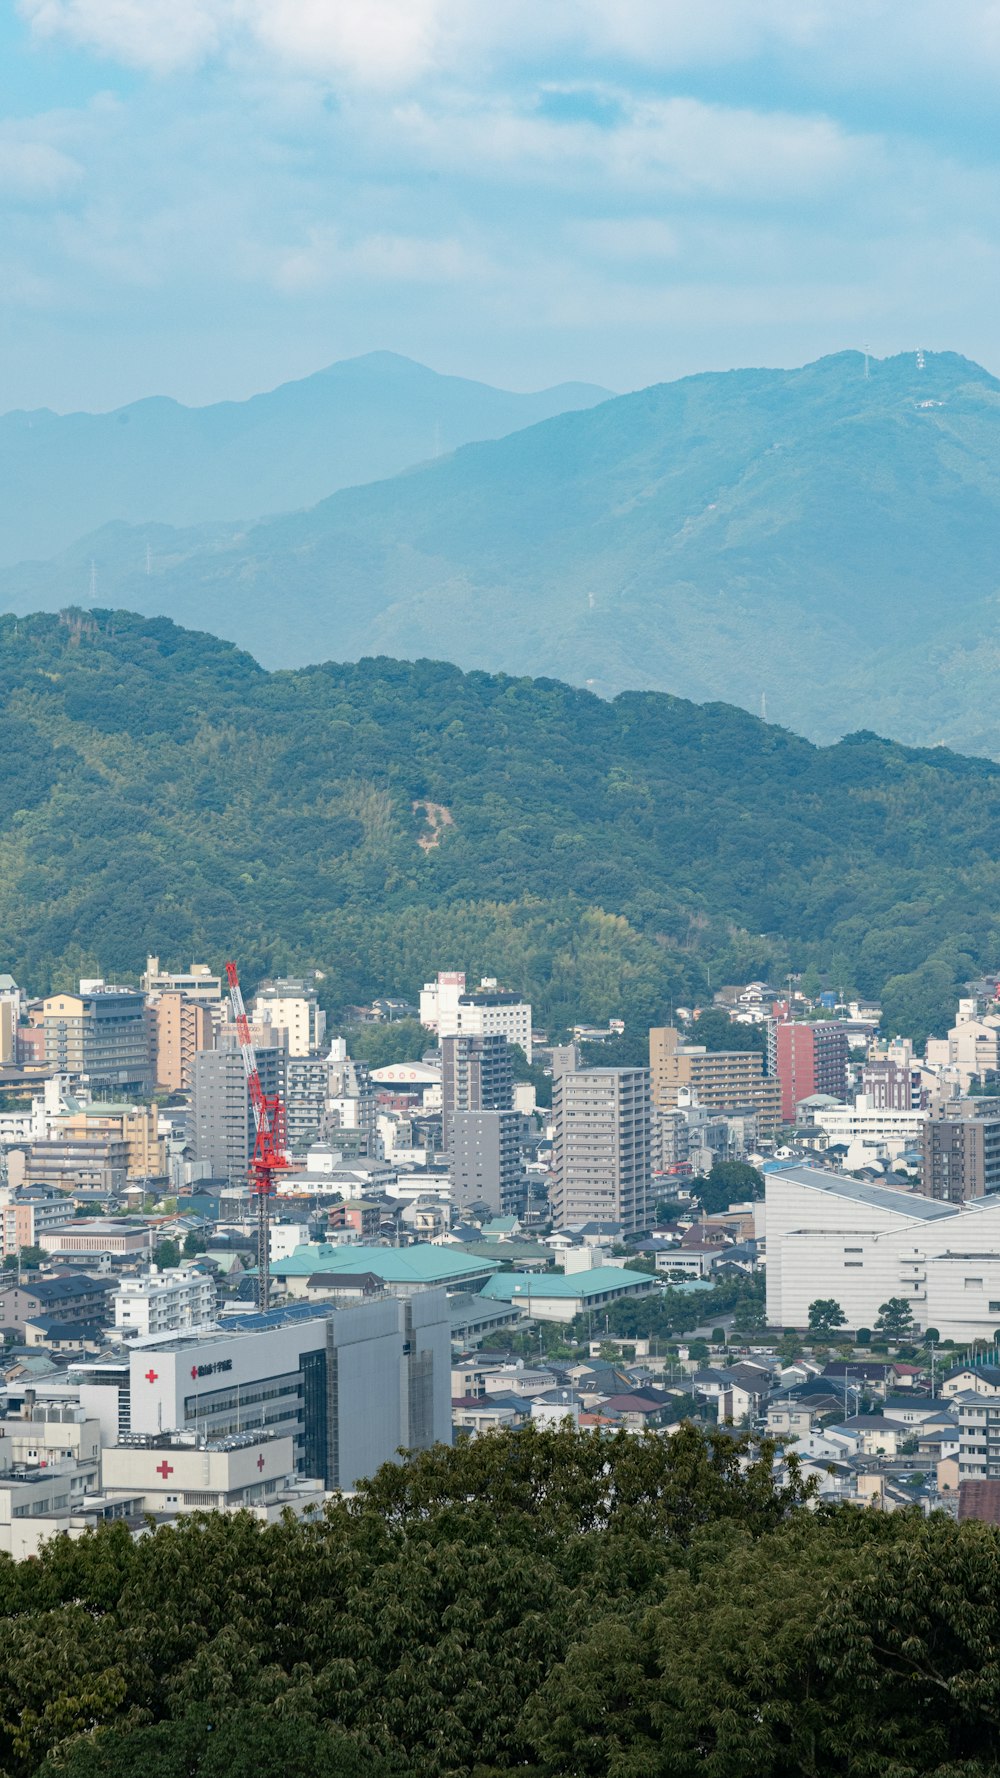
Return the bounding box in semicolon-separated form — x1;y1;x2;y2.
765;1162;1000;1340
113;1267;216;1340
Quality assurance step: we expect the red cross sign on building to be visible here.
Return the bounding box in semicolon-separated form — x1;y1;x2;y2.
144;1370;158;1384
156;1460;173;1479
257;1455;265;1471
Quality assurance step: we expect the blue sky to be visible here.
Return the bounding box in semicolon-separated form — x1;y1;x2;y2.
3;0;1000;410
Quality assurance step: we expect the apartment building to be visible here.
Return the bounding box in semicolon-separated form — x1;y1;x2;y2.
921;1108;1000;1203
774;1021;849;1122
152;992;214;1093
23;1135;129;1196
449;1109;522;1216
441;1033;513;1151
251;978;326;1056
190;1044;285;1184
550;1067;653;1235
113;1267;216;1339
37;988;152;1096
649;1026;781;1132
0;1191;73;1257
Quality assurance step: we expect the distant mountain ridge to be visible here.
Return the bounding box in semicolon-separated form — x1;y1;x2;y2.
0;351;611;563
4;348;1000;754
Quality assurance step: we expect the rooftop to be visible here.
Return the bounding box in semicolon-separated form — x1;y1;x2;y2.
766;1163;953;1221
481;1267;655;1302
268;1243;499;1283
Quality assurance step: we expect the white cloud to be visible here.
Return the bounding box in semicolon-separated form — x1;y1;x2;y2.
0;135;82;199
18;0;1000;89
386;93;870;201
270;224;493;292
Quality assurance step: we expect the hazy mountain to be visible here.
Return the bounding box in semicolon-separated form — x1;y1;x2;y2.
5;349;1000;753
0;352;611;563
3;609;999;1042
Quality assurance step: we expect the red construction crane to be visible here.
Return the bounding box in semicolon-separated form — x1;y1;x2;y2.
225;959;290;1311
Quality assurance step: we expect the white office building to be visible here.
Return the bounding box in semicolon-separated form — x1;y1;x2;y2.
803;1094;927;1167
420;972;532;1060
765;1162;1000;1341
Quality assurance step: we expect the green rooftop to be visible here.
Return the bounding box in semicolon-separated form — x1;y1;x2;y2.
481;1266;656;1302
268;1243;501;1283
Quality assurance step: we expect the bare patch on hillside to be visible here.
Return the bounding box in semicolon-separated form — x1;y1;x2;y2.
414;799;454;851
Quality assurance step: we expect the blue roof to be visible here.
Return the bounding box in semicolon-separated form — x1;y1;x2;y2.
482;1266;655;1302
268;1243;499;1283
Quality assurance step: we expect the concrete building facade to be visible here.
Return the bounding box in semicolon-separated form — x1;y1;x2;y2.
449;1109;521;1216
649;1026;780;1132
921;1109;1000;1202
550;1067;653;1234
441;1033;513;1151
113;1267;216;1339
774;1022;849;1122
153;992;214;1093
38;989;152;1096
190;1043;284;1184
765;1162;1000;1341
251;979;326;1057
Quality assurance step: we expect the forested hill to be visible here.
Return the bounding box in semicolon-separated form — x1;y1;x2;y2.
8;349;1000;756
3;609;1000;1040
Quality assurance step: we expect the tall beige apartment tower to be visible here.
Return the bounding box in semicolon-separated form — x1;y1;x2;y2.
153;992;214;1093
550;1066;653;1234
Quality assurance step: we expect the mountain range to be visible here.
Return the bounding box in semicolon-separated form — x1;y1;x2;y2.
0;351;610;564
3;349;999;754
2;609;999;1042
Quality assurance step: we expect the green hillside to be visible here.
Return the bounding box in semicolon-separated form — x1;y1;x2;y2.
0;351;609;565
7;350;1000;755
2;609;1000;1041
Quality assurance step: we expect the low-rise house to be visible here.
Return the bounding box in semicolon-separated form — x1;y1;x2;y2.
451;1394;527;1435
834;1414;905;1457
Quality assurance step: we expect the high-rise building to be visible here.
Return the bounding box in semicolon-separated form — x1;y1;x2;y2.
550;1067;653;1234
190;1044;284;1183
252;978;326;1056
326;1057;378;1154
648;1026;781;1132
152;992;214;1093
441;1033;513;1151
284;1056;330;1151
921;1109;1000;1203
774;1022;849;1122
39;988;152;1096
449;1109;522;1216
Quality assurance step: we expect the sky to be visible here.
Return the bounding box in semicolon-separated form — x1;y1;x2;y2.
2;0;1000;410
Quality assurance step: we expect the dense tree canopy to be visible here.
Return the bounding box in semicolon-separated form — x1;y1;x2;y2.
1;1424;999;1778
2;611;1000;1039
